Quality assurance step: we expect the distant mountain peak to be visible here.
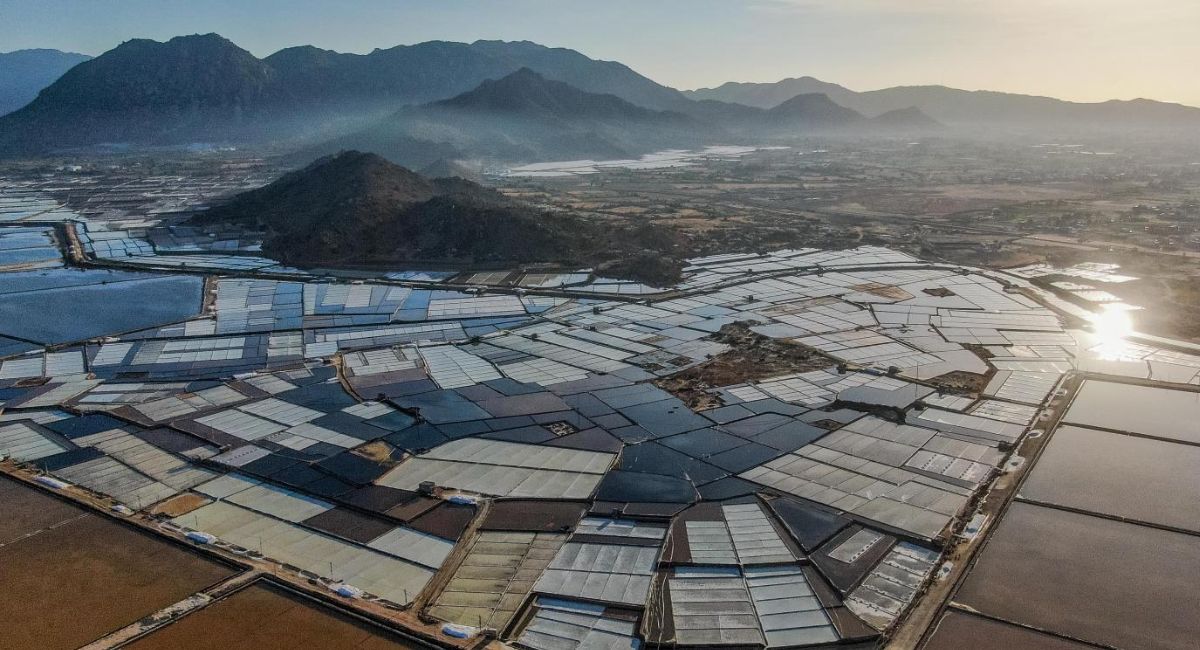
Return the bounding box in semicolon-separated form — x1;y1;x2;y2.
471;38;544;47
100;31;261;67
686;77;857;109
475;66;546;88
0;48;93;116
0;47;90;57
868;106;942;130
773;92;848;110
268;44;337;57
433;67;676;122
768;92;864;125
302;149;425;182
685;76;1200;127
111;32;248;56
168;32;234;44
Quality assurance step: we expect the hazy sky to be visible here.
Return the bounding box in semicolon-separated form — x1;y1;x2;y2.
4;0;1199;107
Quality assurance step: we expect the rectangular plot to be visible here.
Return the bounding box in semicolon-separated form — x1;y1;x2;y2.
368;526;456;569
419;345;501;389
224;483;333;522
0;356;44;379
983;370;1058;405
0;421;69;460
1019;425;1200;533
576;517;667;540
745;566;838;647
74;428;217;490
536;542;658;606
911;408;1024;444
53;455;178;508
196;410;287;441
685;520;737;564
380;459;604;500
125;581;421;649
741;451;966;539
238;398;324;426
923;610;1096;650
279;423;362;448
955;502;1200;650
1064;380;1200;444
969;400;1038;425
174;501;432;604
0;477;235;650
517;597;640;650
669;566;764;647
429;531;568;629
378;438;612;499
722;503;796;565
845;542;938;630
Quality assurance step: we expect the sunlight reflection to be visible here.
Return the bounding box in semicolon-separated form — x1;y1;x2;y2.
1088;304;1134;348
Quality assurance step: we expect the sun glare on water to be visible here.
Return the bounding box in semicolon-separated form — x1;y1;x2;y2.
1088;304;1134;346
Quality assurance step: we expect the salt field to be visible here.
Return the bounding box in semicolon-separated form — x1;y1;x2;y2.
0;268;203;344
2;236;1198;649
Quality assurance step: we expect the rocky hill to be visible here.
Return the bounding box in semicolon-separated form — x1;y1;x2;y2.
767;93;865;128
194;151;689;284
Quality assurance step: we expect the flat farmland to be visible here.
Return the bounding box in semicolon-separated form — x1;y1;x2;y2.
127;581;424;649
922;610;1095;650
0;476;238;649
954;502;1200;650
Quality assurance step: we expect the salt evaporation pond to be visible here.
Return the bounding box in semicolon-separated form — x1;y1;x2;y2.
501;145;767;177
0;268;203;344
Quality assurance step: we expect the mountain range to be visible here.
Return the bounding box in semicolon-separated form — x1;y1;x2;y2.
308;68;710;166
0;49;91;117
686;77;1200;129
1;33;1197;159
0;34;696;154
